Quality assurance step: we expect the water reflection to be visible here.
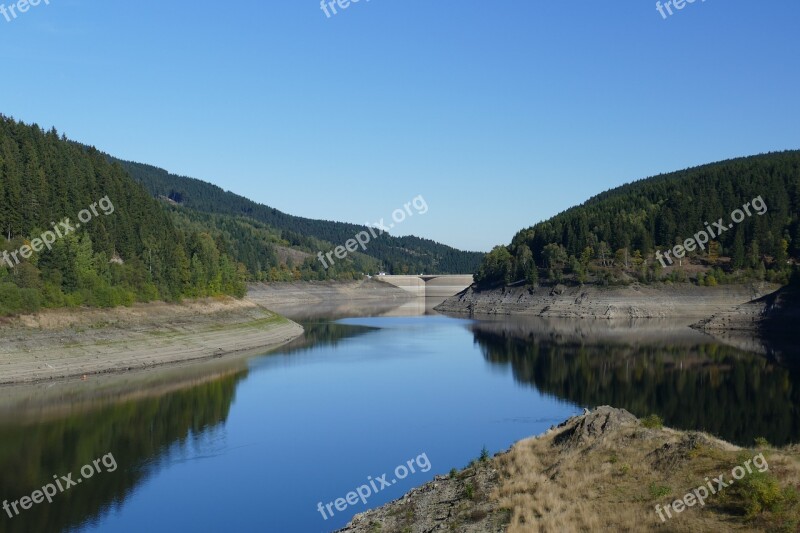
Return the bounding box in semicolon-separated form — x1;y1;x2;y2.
0;370;246;533
2;305;796;533
0;318;377;533
471;317;800;446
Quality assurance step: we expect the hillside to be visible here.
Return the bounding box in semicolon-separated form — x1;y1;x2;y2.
0;113;484;316
0;115;247;315
112;157;484;276
340;407;800;533
164;204;382;282
475;151;800;288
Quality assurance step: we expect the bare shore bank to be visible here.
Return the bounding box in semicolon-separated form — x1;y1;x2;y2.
247;278;415;307
692;284;800;358
435;282;780;321
0;297;303;385
247;279;434;320
0;279;417;386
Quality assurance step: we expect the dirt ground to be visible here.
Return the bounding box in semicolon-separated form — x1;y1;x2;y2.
0;296;303;385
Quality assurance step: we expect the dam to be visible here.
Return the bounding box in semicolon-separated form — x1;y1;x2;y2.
374;274;473;298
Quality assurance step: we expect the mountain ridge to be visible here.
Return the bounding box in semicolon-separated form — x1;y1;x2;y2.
110;156;485;276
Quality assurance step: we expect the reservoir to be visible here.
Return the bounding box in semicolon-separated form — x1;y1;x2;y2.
0;300;796;533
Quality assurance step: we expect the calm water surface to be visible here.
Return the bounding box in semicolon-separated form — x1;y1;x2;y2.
0;301;797;533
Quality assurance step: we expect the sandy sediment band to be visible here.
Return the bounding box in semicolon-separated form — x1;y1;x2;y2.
0;297;303;385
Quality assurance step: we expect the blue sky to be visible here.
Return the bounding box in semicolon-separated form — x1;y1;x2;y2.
0;1;798;252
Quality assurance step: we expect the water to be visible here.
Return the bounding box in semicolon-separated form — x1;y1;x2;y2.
0;303;797;533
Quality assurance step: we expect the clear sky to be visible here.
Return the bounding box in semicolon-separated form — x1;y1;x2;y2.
1;1;798;252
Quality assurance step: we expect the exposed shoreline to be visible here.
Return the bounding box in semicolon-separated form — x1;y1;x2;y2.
247;278;416;307
1;278;791;386
435;281;780;321
0;279;417;386
0;297;303;386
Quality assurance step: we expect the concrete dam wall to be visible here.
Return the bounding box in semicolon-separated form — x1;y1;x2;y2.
374;275;474;298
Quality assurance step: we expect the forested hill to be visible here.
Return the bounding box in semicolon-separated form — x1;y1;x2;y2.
476;151;800;287
112;158;484;275
0;115;248;314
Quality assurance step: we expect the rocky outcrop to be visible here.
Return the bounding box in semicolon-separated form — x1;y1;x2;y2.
550;405;638;450
435;282;778;321
338;407;800;533
337;408;642;533
692;285;800;359
337;459;508;533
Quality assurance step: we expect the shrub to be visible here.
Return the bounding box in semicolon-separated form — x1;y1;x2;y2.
641;414;664;429
18;288;40;314
464;482;475;500
480;446;490;462
0;283;39;315
649;483;672;498
0;282;22;315
41;282;66;308
728;471;787;518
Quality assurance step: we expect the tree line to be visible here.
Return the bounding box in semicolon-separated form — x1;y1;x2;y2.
475;151;800;288
113;157;484;276
0;115;247;315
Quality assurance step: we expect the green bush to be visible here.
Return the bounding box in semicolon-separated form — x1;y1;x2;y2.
641;414;664;429
480;446;490;462
18;288;40;314
137;282;161;303
41;282;66;308
118;289;136;307
0;283;41;315
65;290;87;307
88;284;118;308
464;482;475;500
649;483;672;498
729;471;788;518
0;282;22;315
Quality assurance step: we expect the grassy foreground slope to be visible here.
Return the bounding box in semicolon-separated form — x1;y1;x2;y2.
340;407;800;533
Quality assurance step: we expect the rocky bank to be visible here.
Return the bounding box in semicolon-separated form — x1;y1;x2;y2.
435;282;780;321
339;407;800;533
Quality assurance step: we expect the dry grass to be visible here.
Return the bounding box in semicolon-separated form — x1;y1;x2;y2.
492;409;800;532
339;408;800;533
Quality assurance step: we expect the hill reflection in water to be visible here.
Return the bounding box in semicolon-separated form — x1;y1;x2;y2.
470;316;800;446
